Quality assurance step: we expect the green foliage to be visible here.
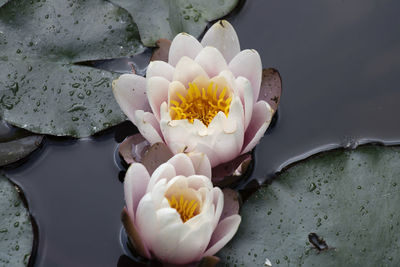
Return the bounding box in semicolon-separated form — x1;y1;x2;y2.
0;174;33;267
219;146;400;266
0;0;143;137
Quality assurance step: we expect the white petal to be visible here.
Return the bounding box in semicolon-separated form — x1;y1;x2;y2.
229;49;262;101
167;153;196;177
147;163;176;192
187;153;212;178
124;163;151;220
186;175;213;191
151;208;188;262
206;97;244;165
195;46;228;78
212;188;224;229
201;20;240;63
241;101;273;154
169;33;203;67
132;110;163;145
235;76;254;131
146;60;174;81
112;74;150;121
203;215;241;257
136;194;159;250
147;76;170;121
173;56;209;87
171;221;214;264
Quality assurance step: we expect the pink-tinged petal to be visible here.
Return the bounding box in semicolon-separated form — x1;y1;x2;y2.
147;76;170;121
169;33;203;66
118;134;150;164
146;60;175;81
112;74;150;121
212;188;224;229
171;221;214;264
124;163;151;219
147;162;176;192
136;194;159;250
173;57;209;87
220;188;240;221
151;209;189;263
201;20;240;63
235;77;254;131
141;143;174;176
203;215;241;257
229;49;262;101
121;208;151;259
259;68;282;113
132;110;163;145
167;153;195;177
195;46;228;78
241;101;273;154
187;153;212;178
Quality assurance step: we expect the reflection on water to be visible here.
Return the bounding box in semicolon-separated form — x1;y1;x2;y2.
4;0;400;266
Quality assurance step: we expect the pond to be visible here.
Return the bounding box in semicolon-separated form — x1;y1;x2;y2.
2;0;400;266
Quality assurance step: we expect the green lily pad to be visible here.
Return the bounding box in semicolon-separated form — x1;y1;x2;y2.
0;121;43;167
218;146;400;266
109;0;239;46
0;0;143;137
0;173;33;266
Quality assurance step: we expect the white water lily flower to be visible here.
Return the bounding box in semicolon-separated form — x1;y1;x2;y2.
122;153;241;265
113;20;273;167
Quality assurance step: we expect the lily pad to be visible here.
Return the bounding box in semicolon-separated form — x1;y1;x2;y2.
109;0;239;46
0;121;43;167
0;173;33;266
218;146;400;266
0;0;143;137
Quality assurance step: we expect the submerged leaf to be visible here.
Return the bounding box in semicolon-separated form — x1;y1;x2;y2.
0;173;33;266
0;0;143;137
219;146;400;266
109;0;239;46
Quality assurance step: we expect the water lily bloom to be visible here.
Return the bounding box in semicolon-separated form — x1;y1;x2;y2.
113;20;273;167
122;153;241;265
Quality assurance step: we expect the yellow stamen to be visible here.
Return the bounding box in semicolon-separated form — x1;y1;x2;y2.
168;195;199;223
170;81;232;126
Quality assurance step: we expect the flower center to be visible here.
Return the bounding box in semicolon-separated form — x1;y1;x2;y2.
168;195;199;222
170;82;232;126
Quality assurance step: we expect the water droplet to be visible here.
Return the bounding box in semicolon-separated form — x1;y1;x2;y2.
77;93;84;99
14;222;19;227
72;83;80;88
71;117;79;121
309;183;316;192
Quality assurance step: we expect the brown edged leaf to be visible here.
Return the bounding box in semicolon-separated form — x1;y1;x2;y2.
119;134;150;164
150;39;171;63
141;142;174;175
212;153;252;187
259;68;282;114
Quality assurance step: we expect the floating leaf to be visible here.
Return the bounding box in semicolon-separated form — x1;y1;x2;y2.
0;120;43;167
109;0;239;46
218;146;400;266
0;173;33;266
0;0;143;137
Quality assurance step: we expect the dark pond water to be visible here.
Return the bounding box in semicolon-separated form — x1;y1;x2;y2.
5;0;400;266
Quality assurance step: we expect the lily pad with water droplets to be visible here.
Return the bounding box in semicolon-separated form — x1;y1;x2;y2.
218;146;400;266
0;121;43;167
0;0;143;137
108;0;239;47
0;173;33;267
